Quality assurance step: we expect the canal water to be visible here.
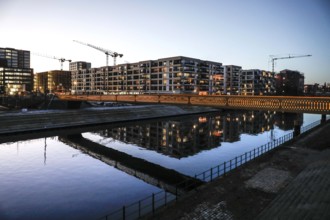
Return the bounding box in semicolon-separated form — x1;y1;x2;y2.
0;110;321;220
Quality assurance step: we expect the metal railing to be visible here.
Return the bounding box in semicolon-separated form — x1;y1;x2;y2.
104;191;176;220
100;118;327;220
194;132;294;182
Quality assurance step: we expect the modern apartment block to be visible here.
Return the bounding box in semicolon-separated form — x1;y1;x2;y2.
0;47;33;94
69;61;91;71
223;65;242;95
275;69;304;96
71;56;224;95
238;69;275;95
34;70;71;93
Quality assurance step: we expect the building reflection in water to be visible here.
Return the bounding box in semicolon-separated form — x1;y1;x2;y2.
93;110;302;159
274;112;303;130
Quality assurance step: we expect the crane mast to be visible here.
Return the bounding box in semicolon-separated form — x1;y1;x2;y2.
73;40;123;66
270;54;312;73
32;53;72;70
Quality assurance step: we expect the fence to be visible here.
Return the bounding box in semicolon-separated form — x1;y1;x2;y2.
100;118;327;220
194;132;294;182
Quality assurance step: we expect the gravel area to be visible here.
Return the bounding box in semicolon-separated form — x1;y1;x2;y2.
245;167;292;193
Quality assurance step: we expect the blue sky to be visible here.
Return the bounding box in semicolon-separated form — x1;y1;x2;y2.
1;0;329;84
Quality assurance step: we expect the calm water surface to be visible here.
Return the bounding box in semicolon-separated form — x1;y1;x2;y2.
0;110;322;219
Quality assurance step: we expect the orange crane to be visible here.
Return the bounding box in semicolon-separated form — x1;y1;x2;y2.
73;40;123;66
32;53;72;70
270;54;312;73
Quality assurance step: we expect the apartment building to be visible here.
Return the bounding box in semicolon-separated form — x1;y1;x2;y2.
0;47;33;94
69;61;91;71
71;56;224;95
238;69;275;95
275;69;304;96
34;70;71;93
222;65;242;95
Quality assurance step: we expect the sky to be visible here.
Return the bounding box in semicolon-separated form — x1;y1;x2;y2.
1;0;329;84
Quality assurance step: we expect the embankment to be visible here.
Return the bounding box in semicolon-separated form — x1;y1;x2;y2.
0;105;218;135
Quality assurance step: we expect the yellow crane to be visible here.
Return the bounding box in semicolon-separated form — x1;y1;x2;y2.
270;54;312;73
73;40;123;66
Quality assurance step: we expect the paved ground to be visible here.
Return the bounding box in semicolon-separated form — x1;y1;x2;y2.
257;152;330;220
146;121;330;220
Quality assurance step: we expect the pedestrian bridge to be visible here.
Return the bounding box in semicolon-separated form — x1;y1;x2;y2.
57;94;330;114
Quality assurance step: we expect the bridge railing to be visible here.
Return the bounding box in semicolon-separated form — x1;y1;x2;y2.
99;118;327;220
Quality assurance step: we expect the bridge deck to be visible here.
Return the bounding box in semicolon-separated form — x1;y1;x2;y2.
58;94;330;114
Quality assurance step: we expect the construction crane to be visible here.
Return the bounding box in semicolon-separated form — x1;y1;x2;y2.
270;54;312;73
73;40;123;66
32;53;72;70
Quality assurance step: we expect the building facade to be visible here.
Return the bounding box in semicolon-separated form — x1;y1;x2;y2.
34;70;71;93
0;47;33;94
69;61;91;71
222;65;242;95
71;56;224;95
238;69;275;95
275;69;304;96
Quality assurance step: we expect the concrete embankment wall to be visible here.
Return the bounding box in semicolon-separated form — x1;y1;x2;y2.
0;105;218;135
60;135;203;194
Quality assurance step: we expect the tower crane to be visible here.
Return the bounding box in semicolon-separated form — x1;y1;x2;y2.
32;53;72;70
73;40;123;66
270;54;312;73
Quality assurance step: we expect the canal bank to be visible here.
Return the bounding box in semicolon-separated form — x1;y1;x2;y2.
0;105;218;135
146;121;330;220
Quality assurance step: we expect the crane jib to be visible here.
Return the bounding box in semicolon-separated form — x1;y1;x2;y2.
73;40;123;66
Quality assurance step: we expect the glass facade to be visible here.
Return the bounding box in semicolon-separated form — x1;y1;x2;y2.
34;70;71;93
0;48;33;94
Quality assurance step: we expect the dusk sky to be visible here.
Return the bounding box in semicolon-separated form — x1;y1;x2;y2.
1;0;329;84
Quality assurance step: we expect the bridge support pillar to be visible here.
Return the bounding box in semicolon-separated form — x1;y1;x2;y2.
293;120;301;137
321;114;326;124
